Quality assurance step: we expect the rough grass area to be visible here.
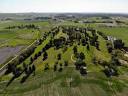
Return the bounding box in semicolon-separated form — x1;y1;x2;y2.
0;67;127;96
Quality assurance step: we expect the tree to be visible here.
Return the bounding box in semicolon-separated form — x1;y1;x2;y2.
57;53;61;60
30;57;33;64
95;41;100;50
34;53;38;60
64;61;68;67
28;66;32;74
107;45;113;53
73;46;77;54
80;66;87;76
104;67;118;77
92;57;97;65
86;44;90;50
79;52;85;60
23;62;27;69
5;64;16;75
37;51;42;57
43;51;48;61
114;39;124;49
54;63;57;71
44;63;49;70
58;63;63;72
32;64;36;76
81;39;86;46
75;59;86;70
63;46;68;53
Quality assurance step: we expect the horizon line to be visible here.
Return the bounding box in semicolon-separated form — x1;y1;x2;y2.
0;12;128;14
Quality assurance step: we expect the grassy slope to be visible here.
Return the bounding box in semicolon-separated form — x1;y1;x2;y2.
0;67;127;96
0;68;108;96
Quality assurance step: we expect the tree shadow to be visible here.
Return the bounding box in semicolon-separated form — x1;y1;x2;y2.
6;71;23;87
6;76;15;87
20;70;33;84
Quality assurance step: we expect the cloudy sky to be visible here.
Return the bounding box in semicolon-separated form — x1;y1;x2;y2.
0;0;128;13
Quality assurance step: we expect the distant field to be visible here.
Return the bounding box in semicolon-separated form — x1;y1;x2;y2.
0;21;51;47
95;27;128;46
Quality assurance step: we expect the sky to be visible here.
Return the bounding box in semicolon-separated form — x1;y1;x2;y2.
0;0;128;13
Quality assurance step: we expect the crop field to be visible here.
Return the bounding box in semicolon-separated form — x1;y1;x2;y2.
0;16;128;96
0;21;51;47
95;27;128;46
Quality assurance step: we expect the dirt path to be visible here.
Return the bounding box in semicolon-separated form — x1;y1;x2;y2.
71;54;76;63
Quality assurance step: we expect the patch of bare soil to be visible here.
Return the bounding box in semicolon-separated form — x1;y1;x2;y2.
0;46;24;64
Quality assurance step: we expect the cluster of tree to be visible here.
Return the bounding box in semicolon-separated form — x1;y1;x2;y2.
6;24;39;29
6;62;36;86
53;37;66;49
114;39;124;49
23;63;36;75
28;28;61;63
101;52;121;77
97;31;107;40
91;57;119;77
75;59;87;76
5;64;22;76
115;20;125;24
53;61;69;72
20;63;36;83
61;26;99;50
34;17;51;20
61;26;85;43
29;50;42;65
5;26;56;75
5;45;36;75
106;41;113;53
98;31;127;52
50;26;60;38
89;30;100;50
29;28;61;63
6;64;23;86
103;65;118;77
18;46;36;64
103;59;119;77
83;20;113;24
73;46;85;60
26;31;54;65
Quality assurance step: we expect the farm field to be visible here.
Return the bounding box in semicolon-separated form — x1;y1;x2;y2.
0;14;128;96
95;27;128;46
